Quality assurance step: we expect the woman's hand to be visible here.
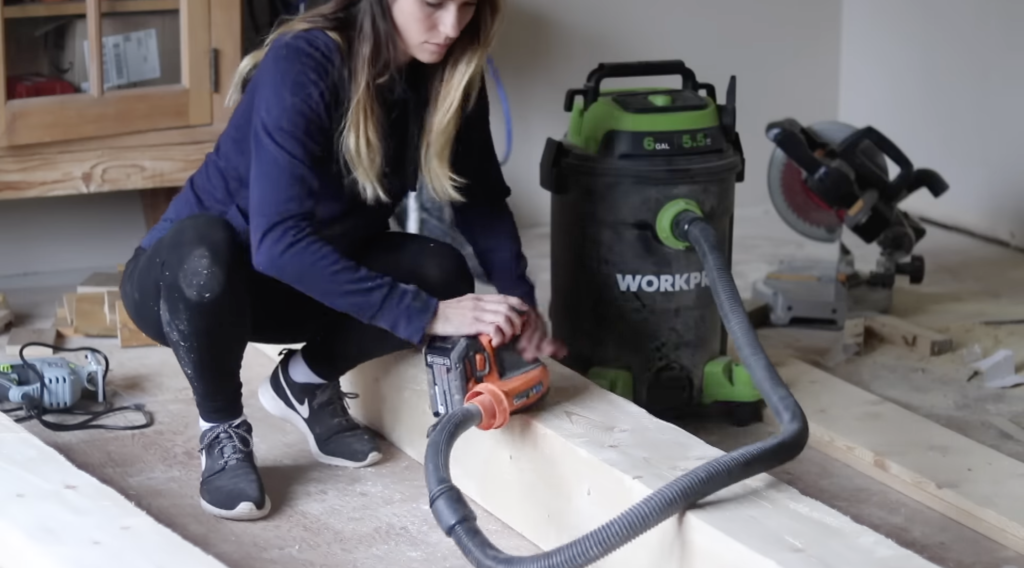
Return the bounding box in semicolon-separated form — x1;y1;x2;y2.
516;308;568;361
427;293;530;346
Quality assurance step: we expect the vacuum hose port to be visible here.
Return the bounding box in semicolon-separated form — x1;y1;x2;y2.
465;383;511;431
656;198;704;250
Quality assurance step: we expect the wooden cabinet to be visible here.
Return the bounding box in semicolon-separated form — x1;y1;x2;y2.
0;0;241;203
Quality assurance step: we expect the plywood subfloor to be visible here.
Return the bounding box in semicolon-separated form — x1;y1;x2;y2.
0;332;536;567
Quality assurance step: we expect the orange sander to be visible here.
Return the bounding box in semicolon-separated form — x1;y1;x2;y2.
424;334;550;433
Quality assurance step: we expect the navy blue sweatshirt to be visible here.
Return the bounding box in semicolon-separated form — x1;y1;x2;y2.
141;29;535;346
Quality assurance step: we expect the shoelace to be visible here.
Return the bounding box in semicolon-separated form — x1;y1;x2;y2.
199;423;254;466
276;348;361;427
313;381;360;426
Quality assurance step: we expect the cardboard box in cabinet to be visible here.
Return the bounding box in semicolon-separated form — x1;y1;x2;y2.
62;12;181;92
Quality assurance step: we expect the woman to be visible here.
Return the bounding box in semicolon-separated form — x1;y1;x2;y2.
119;0;565;521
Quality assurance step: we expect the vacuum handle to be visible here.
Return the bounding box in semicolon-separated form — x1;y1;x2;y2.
582;60;698;109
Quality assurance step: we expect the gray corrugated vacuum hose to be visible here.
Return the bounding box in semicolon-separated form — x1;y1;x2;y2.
423;210;809;568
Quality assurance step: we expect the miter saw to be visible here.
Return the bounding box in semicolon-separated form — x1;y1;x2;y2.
752;119;949;328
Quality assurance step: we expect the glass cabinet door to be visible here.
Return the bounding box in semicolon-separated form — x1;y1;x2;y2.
0;0;212;146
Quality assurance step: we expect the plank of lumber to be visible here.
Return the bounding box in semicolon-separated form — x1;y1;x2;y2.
0;413;228;568
253;344;940;567
769;358;1024;554
5;327;57;356
865;314;954;356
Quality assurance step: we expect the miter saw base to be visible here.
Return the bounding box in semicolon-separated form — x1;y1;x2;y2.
753;259;848;329
752;244;918;329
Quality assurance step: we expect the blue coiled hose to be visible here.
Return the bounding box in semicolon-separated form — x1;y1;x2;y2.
486;54;513;166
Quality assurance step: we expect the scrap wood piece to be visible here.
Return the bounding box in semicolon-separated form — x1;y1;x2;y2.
76;271;121;294
116;301;157;348
104;290;121;325
865;313;954;356
252;343;941;568
769;358;1024;555
72;292;116;337
5;327;58;357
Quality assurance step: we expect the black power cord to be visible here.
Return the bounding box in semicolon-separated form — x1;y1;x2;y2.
1;342;154;432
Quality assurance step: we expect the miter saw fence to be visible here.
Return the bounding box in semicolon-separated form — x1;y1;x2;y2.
755;119;949;327
0;342;153;432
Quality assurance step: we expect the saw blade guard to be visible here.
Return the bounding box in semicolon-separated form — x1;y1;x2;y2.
766;120;887;243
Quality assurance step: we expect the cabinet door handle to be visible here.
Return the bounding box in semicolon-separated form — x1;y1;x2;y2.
210;48;220;93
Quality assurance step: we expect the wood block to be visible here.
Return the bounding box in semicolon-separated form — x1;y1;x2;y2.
252;344;942;568
104;290;122;325
6;327;58;357
72;292;116;337
865;313;954;356
77;271;121;294
0;292;8;311
116;301;158;348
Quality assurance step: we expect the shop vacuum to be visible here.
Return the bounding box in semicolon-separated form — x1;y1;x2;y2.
423;60;809;567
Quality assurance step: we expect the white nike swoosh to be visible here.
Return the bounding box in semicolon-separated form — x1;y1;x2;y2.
279;367;310;419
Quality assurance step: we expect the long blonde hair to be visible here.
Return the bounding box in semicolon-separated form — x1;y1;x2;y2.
226;0;502;204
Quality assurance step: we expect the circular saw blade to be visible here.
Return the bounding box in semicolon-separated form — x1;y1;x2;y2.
766;120;861;243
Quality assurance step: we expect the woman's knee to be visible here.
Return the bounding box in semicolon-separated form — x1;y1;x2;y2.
160;215;248;302
412;242;476;300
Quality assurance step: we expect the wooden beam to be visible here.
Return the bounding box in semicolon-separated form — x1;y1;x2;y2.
0;413;229;568
253;345;940;567
769;358;1024;555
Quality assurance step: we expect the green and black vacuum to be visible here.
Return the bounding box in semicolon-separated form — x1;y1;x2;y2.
540;60;758;424
421;60;808;568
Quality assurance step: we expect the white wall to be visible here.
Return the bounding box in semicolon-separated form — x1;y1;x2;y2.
0;191;148;278
838;0;1024;248
491;0;843;227
0;0;843;279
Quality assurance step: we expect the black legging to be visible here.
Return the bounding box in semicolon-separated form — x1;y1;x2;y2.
119;214;474;423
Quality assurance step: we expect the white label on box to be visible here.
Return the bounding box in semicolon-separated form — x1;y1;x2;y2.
83;28;161;89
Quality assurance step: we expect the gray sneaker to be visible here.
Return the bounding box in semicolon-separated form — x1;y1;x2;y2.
198;419;271;520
